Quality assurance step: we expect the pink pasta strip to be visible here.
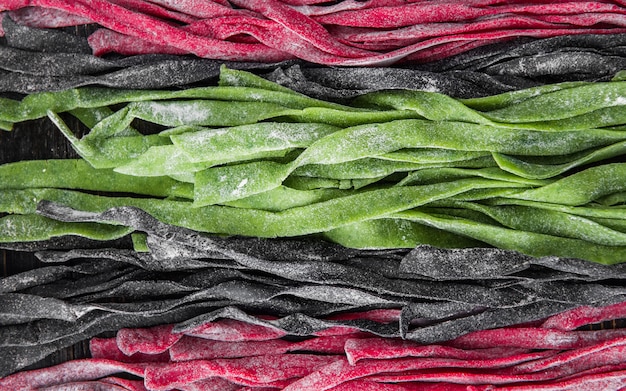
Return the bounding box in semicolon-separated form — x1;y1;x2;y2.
282;352;567;391
229;0;372;58
449;327;626;350
117;324;182;355
541;301;626;331
143;355;340;390
90;337;170;363
345;338;534;364
7;6;93;28
0;359;146;391
184;318;287;342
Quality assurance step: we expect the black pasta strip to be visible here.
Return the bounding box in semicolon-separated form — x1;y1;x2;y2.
264;64;536;100
517;280;626;304
400;246;626;280
0;260;120;294
65;268;300;304
0;293;91;325
481;51;626;80
420;33;626;73
2;14;91;54
35;247;226;272
348;256;601;284
23;267;151;300
33;237;396;271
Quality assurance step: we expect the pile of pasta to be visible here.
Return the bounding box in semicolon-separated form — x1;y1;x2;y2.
1;1;626;389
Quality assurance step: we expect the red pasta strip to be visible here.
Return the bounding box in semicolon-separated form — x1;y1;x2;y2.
280;0;345;5
536;12;626;26
0;359;146;391
345;338;534;365
544;362;626;384
186;17;345;63
7;6;93;28
449;327;626;350
238;388;281;391
313;3;498;28
107;0;199;24
229;0;372;58
170;334;363;361
39;381;131;391
143;355;339;390
293;334;363;355
169;336;293;361
541;301;626;331
332;380;493;391
282;352;568;391
332;15;555;44
177;377;244;391
510;337;626;373
314;1;626;28
494;370;626;391
184;318;287;342
101;377;148;391
88;28;194;56
90;337;170;363
367;368;626;386
143;0;253;19
117;324;182;355
88;17;301;60
313;326;364;337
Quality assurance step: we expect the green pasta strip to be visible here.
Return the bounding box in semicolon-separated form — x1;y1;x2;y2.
294;159;428;180
0;214;131;243
448;201;626;247
170;123;340;163
0;159;192;199
488;198;626;220
460;81;586;111
354;90;494;124
493;141;626;179
510;163;626;206
48;111;171;169
224;186;350;212
114;145;216;177
283;176;386;190
393;210;626;265
398;167;552;187
378;149;490;164
323;218;483;249
481;82;626;123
